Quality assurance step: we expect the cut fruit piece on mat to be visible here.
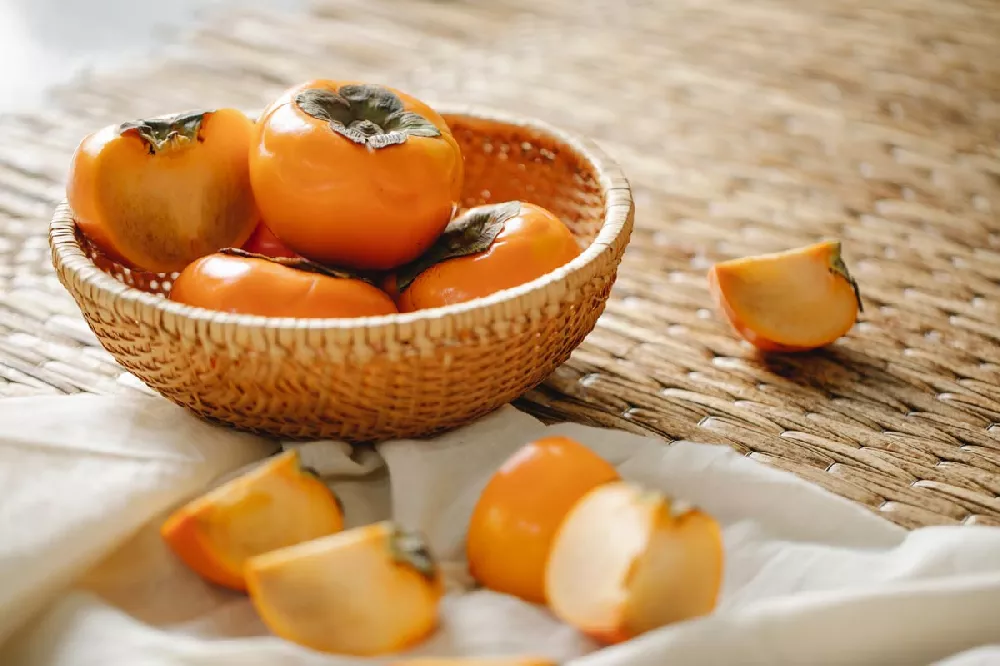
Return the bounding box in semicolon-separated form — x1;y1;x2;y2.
466;436;620;604
160;450;344;591
708;240;863;352
545;481;724;645
246;521;443;656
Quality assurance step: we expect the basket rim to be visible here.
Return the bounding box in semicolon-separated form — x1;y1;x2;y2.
49;104;634;337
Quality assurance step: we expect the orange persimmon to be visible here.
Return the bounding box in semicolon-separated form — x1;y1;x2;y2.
169;251;397;318
708;240;863;352
545;481;724;644
249;80;464;271
246;521;443;656
465;436;620;604
160;450;344;591
242;221;299;259
387;201;581;313
67;108;259;273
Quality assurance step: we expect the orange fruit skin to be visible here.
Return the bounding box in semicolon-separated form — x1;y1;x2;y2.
242;221;299;259
66;108;259;273
465;436;620;604
249;79;464;271
169;253;398;319
396;203;581;313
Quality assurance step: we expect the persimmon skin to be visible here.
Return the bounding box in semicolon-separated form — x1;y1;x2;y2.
708;240;861;352
465;436;620;604
242;222;299;259
67;108;259;273
169;253;397;319
249;79;464;271
395;202;580;313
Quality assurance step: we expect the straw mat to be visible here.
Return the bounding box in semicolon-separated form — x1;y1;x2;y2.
0;0;998;529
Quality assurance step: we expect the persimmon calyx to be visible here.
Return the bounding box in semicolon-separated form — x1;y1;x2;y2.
294;85;441;149
119;110;210;154
828;242;864;314
388;524;437;581
219;247;378;285
395;201;521;292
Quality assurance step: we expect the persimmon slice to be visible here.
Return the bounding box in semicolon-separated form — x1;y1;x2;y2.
67;108;259;273
545;481;724;645
246;521;443;656
160;450;344;591
708;240;863;352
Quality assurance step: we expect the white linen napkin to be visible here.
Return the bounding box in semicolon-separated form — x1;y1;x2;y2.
0;393;998;666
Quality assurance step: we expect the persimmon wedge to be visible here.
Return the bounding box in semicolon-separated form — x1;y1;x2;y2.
246;521;443;656
160;450;344;591
545;481;723;645
67;108;259;273
466;436;619;604
708;240;863;352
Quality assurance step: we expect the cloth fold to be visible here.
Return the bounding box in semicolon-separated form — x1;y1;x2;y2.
0;393;998;665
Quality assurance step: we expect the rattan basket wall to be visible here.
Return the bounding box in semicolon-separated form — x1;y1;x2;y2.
48;109;634;441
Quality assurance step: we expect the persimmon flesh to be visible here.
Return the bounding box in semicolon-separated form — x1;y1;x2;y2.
708;240;863;352
169;252;397;319
390;201;581;313
160;450;344;591
246;521;443;656
250;80;464;270
545;481;724;644
67;108;258;273
465;436;620;604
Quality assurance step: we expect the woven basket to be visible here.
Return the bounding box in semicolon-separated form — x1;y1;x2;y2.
48;108;634;442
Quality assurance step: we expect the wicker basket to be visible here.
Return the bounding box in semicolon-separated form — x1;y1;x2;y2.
48;108;634;442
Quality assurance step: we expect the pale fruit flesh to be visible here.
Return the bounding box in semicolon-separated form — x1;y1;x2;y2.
709;240;861;351
246;521;443;656
545;481;723;644
160;450;344;591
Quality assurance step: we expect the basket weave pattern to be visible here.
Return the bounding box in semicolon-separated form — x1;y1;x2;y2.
49;113;634;440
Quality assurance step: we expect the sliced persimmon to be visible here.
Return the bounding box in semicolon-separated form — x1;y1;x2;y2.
545;481;723;645
67;108;259;273
160;450;343;591
708;240;863;352
246;521;443;656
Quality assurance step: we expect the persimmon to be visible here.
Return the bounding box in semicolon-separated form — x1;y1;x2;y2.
545;481;724;644
387;201;581;313
465;436;620;604
246;521;443;656
168;250;397;319
67;108;258;273
160;450;344;591
249;80;464;270
242;221;298;259
708;240;863;352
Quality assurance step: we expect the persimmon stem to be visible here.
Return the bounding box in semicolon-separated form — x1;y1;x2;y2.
219;248;378;285
389;525;437;581
395;201;521;292
294;85;441;150
119;110;209;154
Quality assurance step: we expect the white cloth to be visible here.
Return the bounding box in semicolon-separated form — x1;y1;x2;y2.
0;393;998;666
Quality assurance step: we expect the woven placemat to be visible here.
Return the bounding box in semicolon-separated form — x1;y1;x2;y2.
0;0;997;529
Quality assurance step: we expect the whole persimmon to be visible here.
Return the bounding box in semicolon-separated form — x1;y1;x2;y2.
67;108;259;273
242;221;299;259
249;80;464;271
169;251;397;319
465;436;620;604
387;201;581;313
